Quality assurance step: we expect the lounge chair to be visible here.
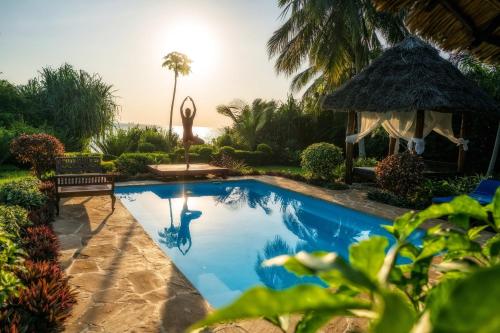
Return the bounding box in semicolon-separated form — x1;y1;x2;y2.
432;179;500;205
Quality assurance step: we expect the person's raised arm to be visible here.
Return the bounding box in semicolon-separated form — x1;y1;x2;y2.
189;97;197;118
180;97;188;119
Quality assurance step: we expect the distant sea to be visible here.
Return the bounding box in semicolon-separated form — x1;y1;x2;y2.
117;123;222;142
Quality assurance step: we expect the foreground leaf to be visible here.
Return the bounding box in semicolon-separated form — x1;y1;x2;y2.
189;285;370;330
431;265;500;333
349;236;388;282
372;290;416;333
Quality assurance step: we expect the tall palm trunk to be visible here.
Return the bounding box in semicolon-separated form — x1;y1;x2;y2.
354;51;367;158
168;72;178;141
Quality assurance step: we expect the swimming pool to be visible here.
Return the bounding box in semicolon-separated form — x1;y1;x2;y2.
116;179;420;307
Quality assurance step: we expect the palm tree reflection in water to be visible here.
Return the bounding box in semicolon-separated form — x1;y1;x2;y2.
158;195;202;255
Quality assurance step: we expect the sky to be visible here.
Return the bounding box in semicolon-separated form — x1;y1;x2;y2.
0;0;295;128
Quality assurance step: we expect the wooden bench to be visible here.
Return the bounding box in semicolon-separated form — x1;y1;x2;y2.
55;157;115;215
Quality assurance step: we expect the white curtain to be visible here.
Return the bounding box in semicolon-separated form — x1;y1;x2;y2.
345;111;469;155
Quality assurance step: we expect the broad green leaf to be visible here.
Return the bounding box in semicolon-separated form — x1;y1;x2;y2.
349;236;388;281
295;310;337;333
372;290;416;333
416;237;446;261
267;251;377;291
448;213;470;230
189;285;370;330
425;276;462;324
431;265;500;333
467;225;488;241
392;211;420;241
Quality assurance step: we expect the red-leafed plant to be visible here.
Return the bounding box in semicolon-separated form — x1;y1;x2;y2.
1;261;76;333
10;134;65;179
22;226;59;262
374;151;425;198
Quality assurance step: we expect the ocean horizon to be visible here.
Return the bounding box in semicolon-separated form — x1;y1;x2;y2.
117;122;222;142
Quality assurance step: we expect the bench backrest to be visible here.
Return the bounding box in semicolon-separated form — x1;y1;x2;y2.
56;156;102;174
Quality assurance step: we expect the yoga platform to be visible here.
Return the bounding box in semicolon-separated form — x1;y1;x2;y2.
147;163;229;177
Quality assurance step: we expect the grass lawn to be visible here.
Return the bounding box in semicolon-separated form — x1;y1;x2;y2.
0;165;30;185
251;165;304;176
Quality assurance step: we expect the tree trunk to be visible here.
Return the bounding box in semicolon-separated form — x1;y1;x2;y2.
357;112;366;158
168;72;178;142
487;121;500;177
457;112;468;173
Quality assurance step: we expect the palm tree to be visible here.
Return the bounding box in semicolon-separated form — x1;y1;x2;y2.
162;52;192;142
268;0;407;157
216;99;276;150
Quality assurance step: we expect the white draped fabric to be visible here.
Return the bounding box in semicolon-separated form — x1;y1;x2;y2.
345;111;469;155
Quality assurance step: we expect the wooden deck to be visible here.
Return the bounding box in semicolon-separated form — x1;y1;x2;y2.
147;163;229;177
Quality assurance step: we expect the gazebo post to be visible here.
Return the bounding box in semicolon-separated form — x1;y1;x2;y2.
345;111;356;184
414;110;425;153
388;137;397;156
457;112;468;173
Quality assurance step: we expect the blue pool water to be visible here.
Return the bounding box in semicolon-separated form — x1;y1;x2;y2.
116;180;420;307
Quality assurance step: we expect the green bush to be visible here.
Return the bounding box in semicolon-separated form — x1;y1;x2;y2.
0;205;32;242
256;143;273;155
138;142;156;153
0;127;15;165
100;161;115;173
0;177;46;210
301;142;343;180
218;146;236;156
0;230;25;305
115;153;170;176
333;157;379;181
375;151;424;198
233;150;266;166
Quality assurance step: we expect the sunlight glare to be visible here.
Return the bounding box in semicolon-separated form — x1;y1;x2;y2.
162;20;218;75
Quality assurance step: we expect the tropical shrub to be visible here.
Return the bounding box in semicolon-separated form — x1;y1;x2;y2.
192;189;500;332
375;151;425;198
19;64;118;151
22;226;59;262
138;142;156;152
301;142;343;180
91;128;135;158
100;161;116;173
10;133;65;178
0;177;46;210
218;146;236;156
0;230;25;305
115;152;170;176
256;143;273;155
0;127;15;165
0;205;32;242
2;260;76;332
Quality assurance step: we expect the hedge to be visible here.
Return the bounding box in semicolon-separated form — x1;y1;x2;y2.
115;152;170;176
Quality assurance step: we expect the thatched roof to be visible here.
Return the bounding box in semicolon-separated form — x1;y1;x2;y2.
322;37;499;115
372;0;500;64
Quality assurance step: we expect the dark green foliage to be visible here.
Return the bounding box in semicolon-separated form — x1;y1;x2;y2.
218;146;236;156
0;205;32;242
301;142;343;180
115;153;170;176
1;260;76;333
256;143;273;155
10;133;65;178
100;161;115;173
375;152;425;198
22;226;59;262
138;142;156;152
0;230;25;305
18;64;118;151
0;177;46;210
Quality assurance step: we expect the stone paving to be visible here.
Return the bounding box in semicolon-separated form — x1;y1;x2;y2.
55;175;485;333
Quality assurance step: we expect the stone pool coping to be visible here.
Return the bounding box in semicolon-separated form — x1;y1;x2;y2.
56;175;492;332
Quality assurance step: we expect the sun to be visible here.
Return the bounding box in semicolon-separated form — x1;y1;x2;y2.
163;20;218;74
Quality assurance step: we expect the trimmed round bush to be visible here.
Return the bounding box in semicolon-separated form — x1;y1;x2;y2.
375;151;425;198
301;142;343;180
0;205;32;242
256;143;273;155
219;146;236;156
115;153;170;176
10;134;65;178
138;142;156;153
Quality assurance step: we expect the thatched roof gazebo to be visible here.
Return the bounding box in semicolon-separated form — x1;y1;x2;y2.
371;0;500;64
322;36;499;184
